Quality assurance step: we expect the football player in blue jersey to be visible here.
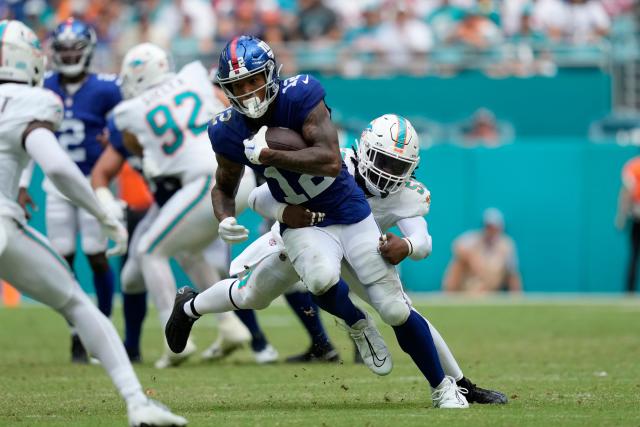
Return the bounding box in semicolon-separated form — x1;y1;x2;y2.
19;18;122;363
201;35;468;407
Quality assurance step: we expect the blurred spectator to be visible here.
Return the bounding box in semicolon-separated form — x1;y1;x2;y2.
427;0;467;43
454;7;503;49
457;108;508;147
375;1;433;73
504;5;557;77
171;15;201;67
443;208;523;295
296;0;341;41
535;0;610;44
615;156;640;293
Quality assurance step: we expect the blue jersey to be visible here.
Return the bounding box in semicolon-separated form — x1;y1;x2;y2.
44;72;122;175
208;75;370;227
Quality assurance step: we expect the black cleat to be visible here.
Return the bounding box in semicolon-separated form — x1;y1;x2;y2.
457;377;508;404
71;334;88;364
286;341;340;363
165;287;200;353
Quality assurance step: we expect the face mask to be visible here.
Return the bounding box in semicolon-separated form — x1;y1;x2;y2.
242;96;268;118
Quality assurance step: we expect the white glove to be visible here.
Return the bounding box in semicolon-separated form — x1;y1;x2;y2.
100;215;129;257
218;217;249;244
95;187;127;223
142;156;161;179
243;126;268;165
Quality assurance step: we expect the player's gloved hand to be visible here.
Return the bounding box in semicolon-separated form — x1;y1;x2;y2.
142;157;161;179
100;215;129;257
219;217;249;243
379;232;410;265
17;187;37;220
243;126;268;165
95;187;127;223
281;205;325;228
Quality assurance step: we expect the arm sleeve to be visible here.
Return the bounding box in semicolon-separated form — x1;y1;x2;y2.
19;160;35;188
25;127;107;222
248;183;287;222
397;216;432;260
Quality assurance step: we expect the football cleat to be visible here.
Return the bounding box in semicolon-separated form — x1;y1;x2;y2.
432;376;469;409
457;377;508;404
286;342;340;363
155;339;197;369
201;312;251;362
254;344;279;364
127;398;187;427
344;312;392;376
165;287;200;354
71;334;89;364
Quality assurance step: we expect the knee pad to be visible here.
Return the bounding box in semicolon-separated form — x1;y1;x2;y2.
121;259;146;294
377;299;410;326
304;264;340;295
240;290;271;310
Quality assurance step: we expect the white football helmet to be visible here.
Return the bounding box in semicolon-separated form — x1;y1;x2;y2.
120;43;173;99
0;20;45;86
356;114;420;196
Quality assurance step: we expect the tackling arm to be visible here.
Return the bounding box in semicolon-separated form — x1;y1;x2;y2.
23;122;107;222
259;101;342;177
397;216;433;260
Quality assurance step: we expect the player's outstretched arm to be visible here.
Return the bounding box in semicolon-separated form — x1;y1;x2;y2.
23;121;128;255
248;183;325;228
259;101;342;177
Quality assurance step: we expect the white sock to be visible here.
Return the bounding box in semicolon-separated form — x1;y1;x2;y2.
182;297;200;319
424;316;464;381
140;254;176;329
193;278;239;314
61;288;146;406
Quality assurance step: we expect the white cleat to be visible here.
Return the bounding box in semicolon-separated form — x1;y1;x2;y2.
345;312;393;376
201;313;251;361
200;336;245;361
432;376;470;409
127;398;187;427
253;344;279;364
154;339;197;369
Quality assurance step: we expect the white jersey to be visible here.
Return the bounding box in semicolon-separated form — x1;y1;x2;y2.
113;61;222;184
341;148;430;231
0;84;63;221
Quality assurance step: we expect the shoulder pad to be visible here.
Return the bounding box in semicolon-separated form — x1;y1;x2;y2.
397;180;431;217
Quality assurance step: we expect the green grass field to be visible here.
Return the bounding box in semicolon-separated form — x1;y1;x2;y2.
0;297;638;426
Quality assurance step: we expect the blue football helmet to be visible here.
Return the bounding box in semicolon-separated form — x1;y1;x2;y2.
216;36;279;118
51;18;96;77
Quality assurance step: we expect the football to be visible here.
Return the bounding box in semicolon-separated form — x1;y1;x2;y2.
265;127;309;151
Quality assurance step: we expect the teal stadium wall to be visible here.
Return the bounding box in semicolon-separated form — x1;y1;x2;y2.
23;69;634;294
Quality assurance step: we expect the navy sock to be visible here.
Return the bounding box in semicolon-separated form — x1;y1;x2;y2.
393;310;445;388
123;292;147;358
93;267;114;317
234;309;267;352
311;278;364;327
285;291;330;346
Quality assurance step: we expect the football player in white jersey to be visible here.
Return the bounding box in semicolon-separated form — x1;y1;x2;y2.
166;115;506;408
0;20;186;426
93;43;259;369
